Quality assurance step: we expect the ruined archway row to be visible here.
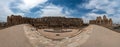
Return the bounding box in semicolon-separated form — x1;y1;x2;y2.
0;15;112;29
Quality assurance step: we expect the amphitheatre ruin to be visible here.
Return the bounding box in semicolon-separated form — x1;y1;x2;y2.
0;15;120;47
0;15;113;28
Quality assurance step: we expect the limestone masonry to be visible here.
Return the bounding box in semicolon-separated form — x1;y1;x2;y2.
7;15;83;29
89;15;112;27
0;15;113;28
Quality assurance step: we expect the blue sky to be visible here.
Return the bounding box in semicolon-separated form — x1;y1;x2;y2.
0;0;120;23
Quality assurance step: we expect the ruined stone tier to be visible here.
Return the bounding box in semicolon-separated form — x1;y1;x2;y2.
7;15;84;29
89;15;113;27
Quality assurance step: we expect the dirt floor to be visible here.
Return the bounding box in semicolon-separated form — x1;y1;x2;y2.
81;25;120;47
23;24;92;47
0;24;120;47
37;29;82;40
0;24;32;47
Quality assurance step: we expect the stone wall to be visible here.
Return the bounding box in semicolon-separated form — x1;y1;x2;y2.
34;17;83;28
0;23;1;27
89;15;113;27
0;22;6;29
7;15;23;26
7;15;34;26
7;15;84;29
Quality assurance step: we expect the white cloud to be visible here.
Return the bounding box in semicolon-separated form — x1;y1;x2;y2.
0;0;120;24
82;13;107;23
0;0;48;21
84;0;120;23
18;0;48;10
16;0;70;17
40;4;66;17
0;0;49;21
0;0;15;21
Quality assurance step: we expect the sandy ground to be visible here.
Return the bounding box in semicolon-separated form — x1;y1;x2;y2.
37;29;82;39
0;24;120;47
81;25;120;47
0;24;32;47
23;24;92;47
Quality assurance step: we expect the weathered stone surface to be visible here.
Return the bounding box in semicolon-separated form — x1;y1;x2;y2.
7;15;84;29
0;22;6;29
3;15;112;29
89;15;113;27
23;24;92;47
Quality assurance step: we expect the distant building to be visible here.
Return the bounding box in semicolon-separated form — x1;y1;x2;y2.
89;15;113;27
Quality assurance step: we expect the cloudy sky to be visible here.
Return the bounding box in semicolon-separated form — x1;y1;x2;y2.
0;0;120;23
